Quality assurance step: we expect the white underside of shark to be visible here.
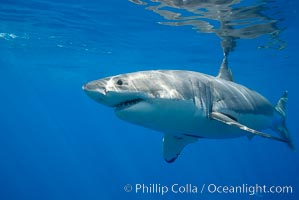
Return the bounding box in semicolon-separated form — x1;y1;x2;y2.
83;57;294;163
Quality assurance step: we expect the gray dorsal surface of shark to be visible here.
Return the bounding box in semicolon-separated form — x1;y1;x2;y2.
83;63;293;163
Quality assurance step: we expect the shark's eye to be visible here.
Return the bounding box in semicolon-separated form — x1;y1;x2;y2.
116;79;123;86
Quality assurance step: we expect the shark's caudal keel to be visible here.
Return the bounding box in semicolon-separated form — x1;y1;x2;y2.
83;58;294;163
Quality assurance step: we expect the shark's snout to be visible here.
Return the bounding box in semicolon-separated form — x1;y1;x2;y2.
82;82;101;91
82;81;107;103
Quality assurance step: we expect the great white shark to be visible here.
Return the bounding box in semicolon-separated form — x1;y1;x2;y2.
83;57;294;163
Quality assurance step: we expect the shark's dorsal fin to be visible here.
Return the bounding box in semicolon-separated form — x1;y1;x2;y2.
163;134;197;163
210;112;288;143
216;56;234;82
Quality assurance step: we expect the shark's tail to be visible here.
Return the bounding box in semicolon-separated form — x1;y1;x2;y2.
272;91;295;150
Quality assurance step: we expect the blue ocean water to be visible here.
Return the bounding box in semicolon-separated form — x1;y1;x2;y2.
0;0;298;200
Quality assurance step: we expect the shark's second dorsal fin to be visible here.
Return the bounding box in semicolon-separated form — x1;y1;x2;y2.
216;55;234;82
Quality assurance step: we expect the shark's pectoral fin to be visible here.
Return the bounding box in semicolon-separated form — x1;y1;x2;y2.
210;112;288;143
163;134;197;163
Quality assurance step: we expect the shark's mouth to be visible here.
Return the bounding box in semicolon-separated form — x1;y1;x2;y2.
114;98;144;111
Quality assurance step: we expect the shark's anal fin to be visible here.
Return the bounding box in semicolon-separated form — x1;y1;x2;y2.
163;134;197;163
216;55;234;82
210;112;288;143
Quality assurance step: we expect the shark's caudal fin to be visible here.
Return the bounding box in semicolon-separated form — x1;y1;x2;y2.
272;91;295;150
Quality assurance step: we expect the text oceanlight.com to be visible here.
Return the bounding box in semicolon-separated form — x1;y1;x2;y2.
123;183;293;196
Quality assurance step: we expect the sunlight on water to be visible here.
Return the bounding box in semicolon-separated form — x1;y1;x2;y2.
129;0;287;54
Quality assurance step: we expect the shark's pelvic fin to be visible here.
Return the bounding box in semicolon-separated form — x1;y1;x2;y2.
210;112;289;143
163;134;197;163
216;55;234;82
273;91;295;150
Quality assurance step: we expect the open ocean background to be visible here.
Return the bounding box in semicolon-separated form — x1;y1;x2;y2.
0;0;298;199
